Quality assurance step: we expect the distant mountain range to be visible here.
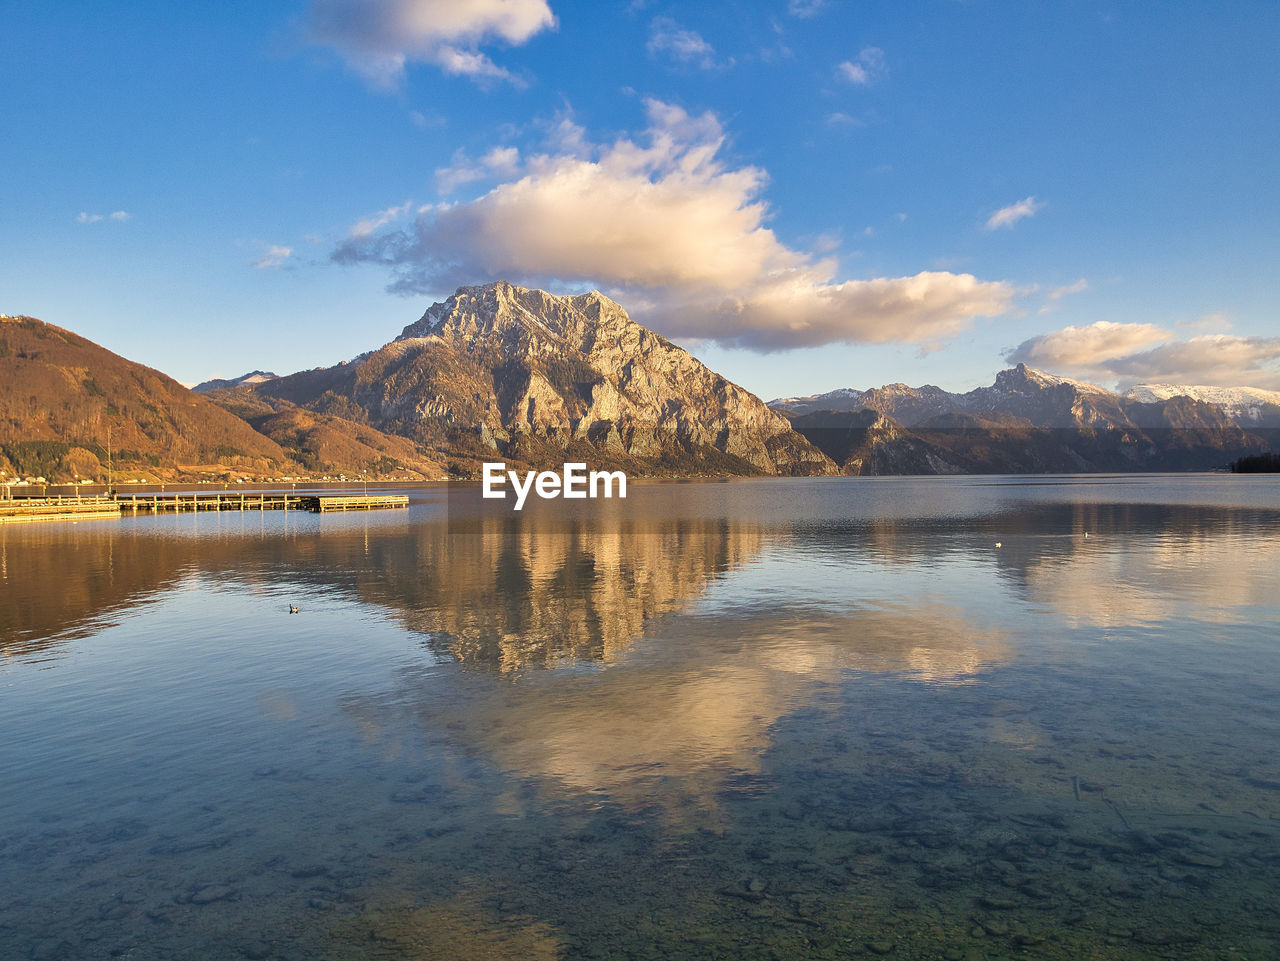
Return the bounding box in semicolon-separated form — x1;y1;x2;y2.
1122;384;1280;425
192;370;278;393
771;369;1280;428
770;364;1277;473
2;289;1274;483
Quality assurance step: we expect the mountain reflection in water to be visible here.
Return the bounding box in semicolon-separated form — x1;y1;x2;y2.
3;477;1280;960
11;480;1271;666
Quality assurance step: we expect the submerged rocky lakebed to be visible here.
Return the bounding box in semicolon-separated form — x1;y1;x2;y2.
2;475;1279;960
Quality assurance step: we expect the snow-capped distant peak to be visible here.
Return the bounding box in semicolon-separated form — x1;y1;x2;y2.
1125;383;1280;422
1126;383;1280;405
768;386;865;407
191;370;279;393
1003;364;1110;394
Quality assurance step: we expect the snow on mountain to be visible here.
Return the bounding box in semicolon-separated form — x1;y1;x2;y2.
995;366;1111;395
1125;384;1280;422
768;387;864;408
193;370;279;393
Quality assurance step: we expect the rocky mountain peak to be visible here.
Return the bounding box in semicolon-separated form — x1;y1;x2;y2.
990;363;1104;395
255;282;835;476
394;282;639;359
992;363;1044;392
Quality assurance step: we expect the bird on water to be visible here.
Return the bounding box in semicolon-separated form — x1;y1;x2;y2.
289;604;299;614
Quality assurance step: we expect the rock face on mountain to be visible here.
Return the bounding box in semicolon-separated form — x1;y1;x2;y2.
256;282;834;476
0;314;296;481
956;365;1130;428
773;364;1270;474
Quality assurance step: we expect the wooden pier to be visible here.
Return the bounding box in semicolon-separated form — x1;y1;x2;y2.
310;494;410;512
113;492;410;514
0;497;123;522
0;491;409;522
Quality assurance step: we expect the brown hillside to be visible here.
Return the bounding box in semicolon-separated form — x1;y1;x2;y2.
0;315;297;481
203;386;447;479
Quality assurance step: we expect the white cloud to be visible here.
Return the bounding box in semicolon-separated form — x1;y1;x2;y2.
350;201;412;238
788;0;825;17
985;196;1043;231
1007;321;1171;373
810;231;841;254
825;111;862;128
1178;311;1232;332
837;47;887;86
674;269;1015;351
307;0;555;87
1046;278;1088;301
76;210;129;224
332;100;1014;351
435;146;522;194
1006;321;1280;389
647;17;717;69
1037;278;1088;312
409;109;444;129
253;245;294;269
1108;335;1280;389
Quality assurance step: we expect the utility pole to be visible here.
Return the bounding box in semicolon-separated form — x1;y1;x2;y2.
107;424;114;497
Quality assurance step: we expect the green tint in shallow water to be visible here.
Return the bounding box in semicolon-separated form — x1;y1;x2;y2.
2;476;1279;960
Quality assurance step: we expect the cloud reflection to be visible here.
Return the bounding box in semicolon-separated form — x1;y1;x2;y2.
344;600;1008;822
996;505;1280;629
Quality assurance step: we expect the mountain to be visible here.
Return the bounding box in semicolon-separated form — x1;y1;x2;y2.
252;282;834;476
774;364;1270;474
192;370;278;393
0;314;297;482
1125;383;1280;426
774;365;1122;426
785;409;962;475
8;301;1270;482
773;384;954;422
203;387;447;480
773;364;1280;432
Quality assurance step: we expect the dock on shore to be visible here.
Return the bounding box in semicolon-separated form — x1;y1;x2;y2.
0;491;410;522
0;497;123;521
113;492;410;514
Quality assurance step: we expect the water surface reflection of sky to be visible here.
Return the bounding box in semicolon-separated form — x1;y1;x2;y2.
3;477;1280;960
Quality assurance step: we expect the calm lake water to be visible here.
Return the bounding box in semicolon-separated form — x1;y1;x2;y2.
2;475;1280;960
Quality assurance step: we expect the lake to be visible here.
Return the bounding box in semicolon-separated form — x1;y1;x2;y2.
2;475;1279;960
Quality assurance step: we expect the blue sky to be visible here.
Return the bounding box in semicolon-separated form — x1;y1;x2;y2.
3;0;1278;397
